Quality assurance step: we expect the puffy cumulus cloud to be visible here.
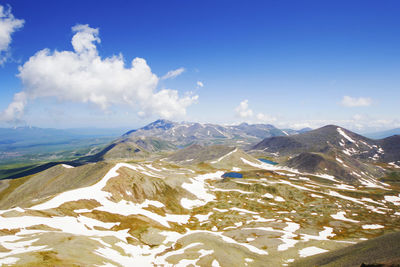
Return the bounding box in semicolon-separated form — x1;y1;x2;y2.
196;81;204;88
352;114;363;121
0;4;24;64
161;67;185;80
234;99;276;124
71;24;100;56
256;112;277;123
341;96;372;107
0;92;27;123
235;99;253;118
1;24;197;123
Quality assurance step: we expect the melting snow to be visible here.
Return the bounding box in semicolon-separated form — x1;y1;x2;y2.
283;222;300;233
213;208;229;212
0;257;20;265
241;158;277;170
180;171;224;209
74;208;92;213
337;128;355;143
211;259;221;267
389;162;400;168
61;164;74;168
311;194;323;198
263;193;274;199
194;212;213;222
336;157;344;163
301;227;335;241
384;195;400;205
210;148;238;164
362;224;384;230
299;246;328;257
331;211;359;223
327;190;364;205
335;184;356;191
28;163;189;227
315;173;337;182
31;163;141;210
230;207;258;214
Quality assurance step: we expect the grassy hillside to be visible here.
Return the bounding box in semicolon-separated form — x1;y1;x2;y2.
292;231;400;267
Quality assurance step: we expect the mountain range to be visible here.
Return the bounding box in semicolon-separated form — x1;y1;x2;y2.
253;125;400;162
87;121;400;185
252;125;400;184
0;119;399;266
83;119;307;163
123;119;288;146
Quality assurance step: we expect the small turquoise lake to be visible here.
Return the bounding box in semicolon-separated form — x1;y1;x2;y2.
258;158;278;165
222;172;243;178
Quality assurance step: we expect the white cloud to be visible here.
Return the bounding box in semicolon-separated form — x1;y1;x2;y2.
352;114;363;121
235;99;253;118
256;112;277;123
0;92;26;123
161;67;185;80
71;24;100;56
197;81;204;88
274;116;400;133
1;24;197;122
341;96;372;107
0;4;24;65
235;100;276;123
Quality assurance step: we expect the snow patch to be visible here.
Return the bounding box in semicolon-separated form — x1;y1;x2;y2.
384;195;400;206
299;246;328;257
331;211;359;223
337;128;355;143
362;224;384;230
210;148;238;164
180;171;224;209
61;164;74;168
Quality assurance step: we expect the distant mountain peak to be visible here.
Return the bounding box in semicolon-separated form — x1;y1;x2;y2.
120;119;288;148
298;127;313;133
142;119;175;130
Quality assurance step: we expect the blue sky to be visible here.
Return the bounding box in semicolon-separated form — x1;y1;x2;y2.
0;0;399;132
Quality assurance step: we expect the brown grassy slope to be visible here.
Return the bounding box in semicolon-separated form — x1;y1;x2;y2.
291;231;400;267
0;162;112;209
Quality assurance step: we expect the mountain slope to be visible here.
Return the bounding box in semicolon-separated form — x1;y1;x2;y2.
166;144;268;171
93;141;151;161
166;144;235;165
292;231;400;267
286;152;355;182
286;152;384;184
378;135;400;163
123;119;287;147
253;125;400;163
48;119;289;164
78;136;176;162
0;153;399;266
0;162;112;209
252;125;398;184
253;125;372;155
